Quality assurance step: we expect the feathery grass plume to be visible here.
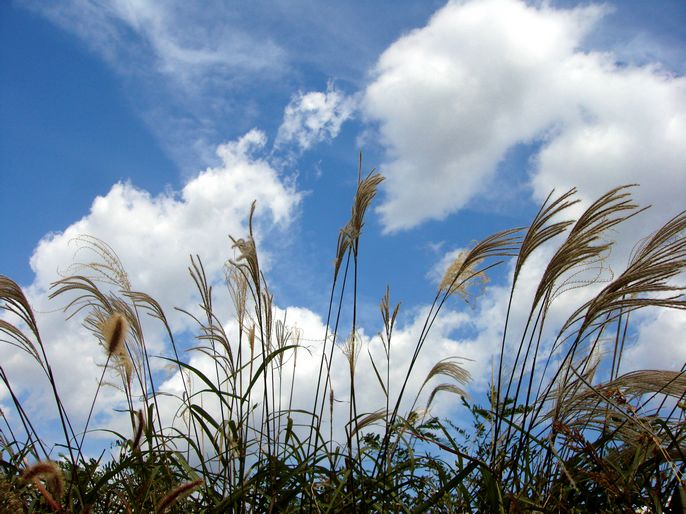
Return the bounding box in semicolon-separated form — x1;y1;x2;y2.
548;250;614;305
67;235;132;290
342;330;361;376
422;359;471;393
6;173;686;511
229;204;279;464
156;479;203;513
102;312;128;357
52;236;169;444
380;286;400;343
439;227;523;305
496;187;646;475
550;366;685;484
329;387;335;420
248;323;255;357
309;166;384;482
230;201;261;296
349;410;387;438
131;408;145;451
611;369;686;398
422;358;471;388
572;208;686;336
226;265;248;331
101;312;132;384
514;188;579;283
490;188;579;464
375;224;524;484
439;251;489;300
186;253;236;362
75;310;134;474
378;287;400;451
0;275;42;363
341;168;384;251
426;384;470;411
403;227;522;390
274;319;290;364
537;208;686;437
22;460;65;504
534;185;642;313
49;275;113;322
559;370;686;428
549;342;604;424
456;227;524;271
2;276;83;482
419;358;471;410
333;228;351;282
262;289;274;351
51;275;139;401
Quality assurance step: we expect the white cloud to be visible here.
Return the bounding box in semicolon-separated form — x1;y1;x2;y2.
530;59;686;217
623;309;686;373
151;300;480;447
363;0;686;233
275;82;357;152
29;129;298;309
0;130;300;437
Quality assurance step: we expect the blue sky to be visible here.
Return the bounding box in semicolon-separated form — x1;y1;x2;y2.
1;0;686;448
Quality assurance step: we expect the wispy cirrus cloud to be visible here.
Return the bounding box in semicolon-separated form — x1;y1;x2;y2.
22;0;287;89
20;0;289;171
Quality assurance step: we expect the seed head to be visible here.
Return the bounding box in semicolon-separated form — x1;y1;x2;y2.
22;460;64;501
102;312;129;357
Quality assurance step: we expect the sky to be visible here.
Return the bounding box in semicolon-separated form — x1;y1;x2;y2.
1;0;686;452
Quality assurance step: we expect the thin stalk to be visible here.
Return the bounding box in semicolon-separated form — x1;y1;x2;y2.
0;367;49;460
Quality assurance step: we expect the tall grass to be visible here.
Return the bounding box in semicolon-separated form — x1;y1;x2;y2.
1;169;685;512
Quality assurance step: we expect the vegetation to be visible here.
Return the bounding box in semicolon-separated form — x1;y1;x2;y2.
1;166;685;512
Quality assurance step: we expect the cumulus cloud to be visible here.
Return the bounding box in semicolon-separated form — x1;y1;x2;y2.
363;0;686;232
623;309;686;372
275;82;357;152
29;129;298;309
530;61;686;217
152;299;481;447
0;130;300;435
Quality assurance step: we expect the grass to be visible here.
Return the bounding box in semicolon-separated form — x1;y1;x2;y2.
1;167;685;512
